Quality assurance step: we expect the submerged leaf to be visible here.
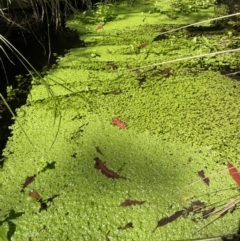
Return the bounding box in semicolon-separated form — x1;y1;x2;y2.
96;146;103;155
106;61;118;70
137;42;148;49
162;67;171;76
21;175;36;192
198;170;210;186
183;200;205;215
191;200;205;213
102;89;122;95
202;206;215;219
120;199;145;207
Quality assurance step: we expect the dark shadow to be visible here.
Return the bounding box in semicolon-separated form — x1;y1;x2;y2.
222;221;240;240
0;25;85;167
0;209;25;240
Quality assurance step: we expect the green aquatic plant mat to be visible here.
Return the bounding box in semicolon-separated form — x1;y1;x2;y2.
1;0;240;240
2;70;240;240
1;102;240;240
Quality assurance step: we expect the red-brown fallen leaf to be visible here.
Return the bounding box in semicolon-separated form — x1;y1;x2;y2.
120;199;145;207
96;24;104;31
112;117;126;129
153;210;184;232
227;162;240;186
94;157;126;179
137;42;148;49
198;170;210;186
29;191;41;201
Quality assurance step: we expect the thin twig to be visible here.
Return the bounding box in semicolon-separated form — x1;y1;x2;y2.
128;48;240;71
155;13;240;37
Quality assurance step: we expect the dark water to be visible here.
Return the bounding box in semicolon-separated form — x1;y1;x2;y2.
0;26;84;166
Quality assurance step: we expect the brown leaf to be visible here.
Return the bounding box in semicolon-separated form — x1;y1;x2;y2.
96;24;104;31
112;117;127;129
198;170;210;186
94;157;126;179
29;191;41;201
120;199;145;207
137;42;148;49
154;210;184;231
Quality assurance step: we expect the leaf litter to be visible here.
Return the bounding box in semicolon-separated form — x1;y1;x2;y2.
153;200;218;232
92;144;240;235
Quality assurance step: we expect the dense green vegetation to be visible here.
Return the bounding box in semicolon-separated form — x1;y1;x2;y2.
0;0;240;240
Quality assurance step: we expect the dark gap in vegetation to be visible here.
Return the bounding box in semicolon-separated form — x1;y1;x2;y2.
0;1;87;166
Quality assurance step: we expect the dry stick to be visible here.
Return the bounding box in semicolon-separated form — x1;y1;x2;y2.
196;196;240;234
127;12;240;72
155;13;240;37
192;237;231;241
128;48;240;71
174;162;240;200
